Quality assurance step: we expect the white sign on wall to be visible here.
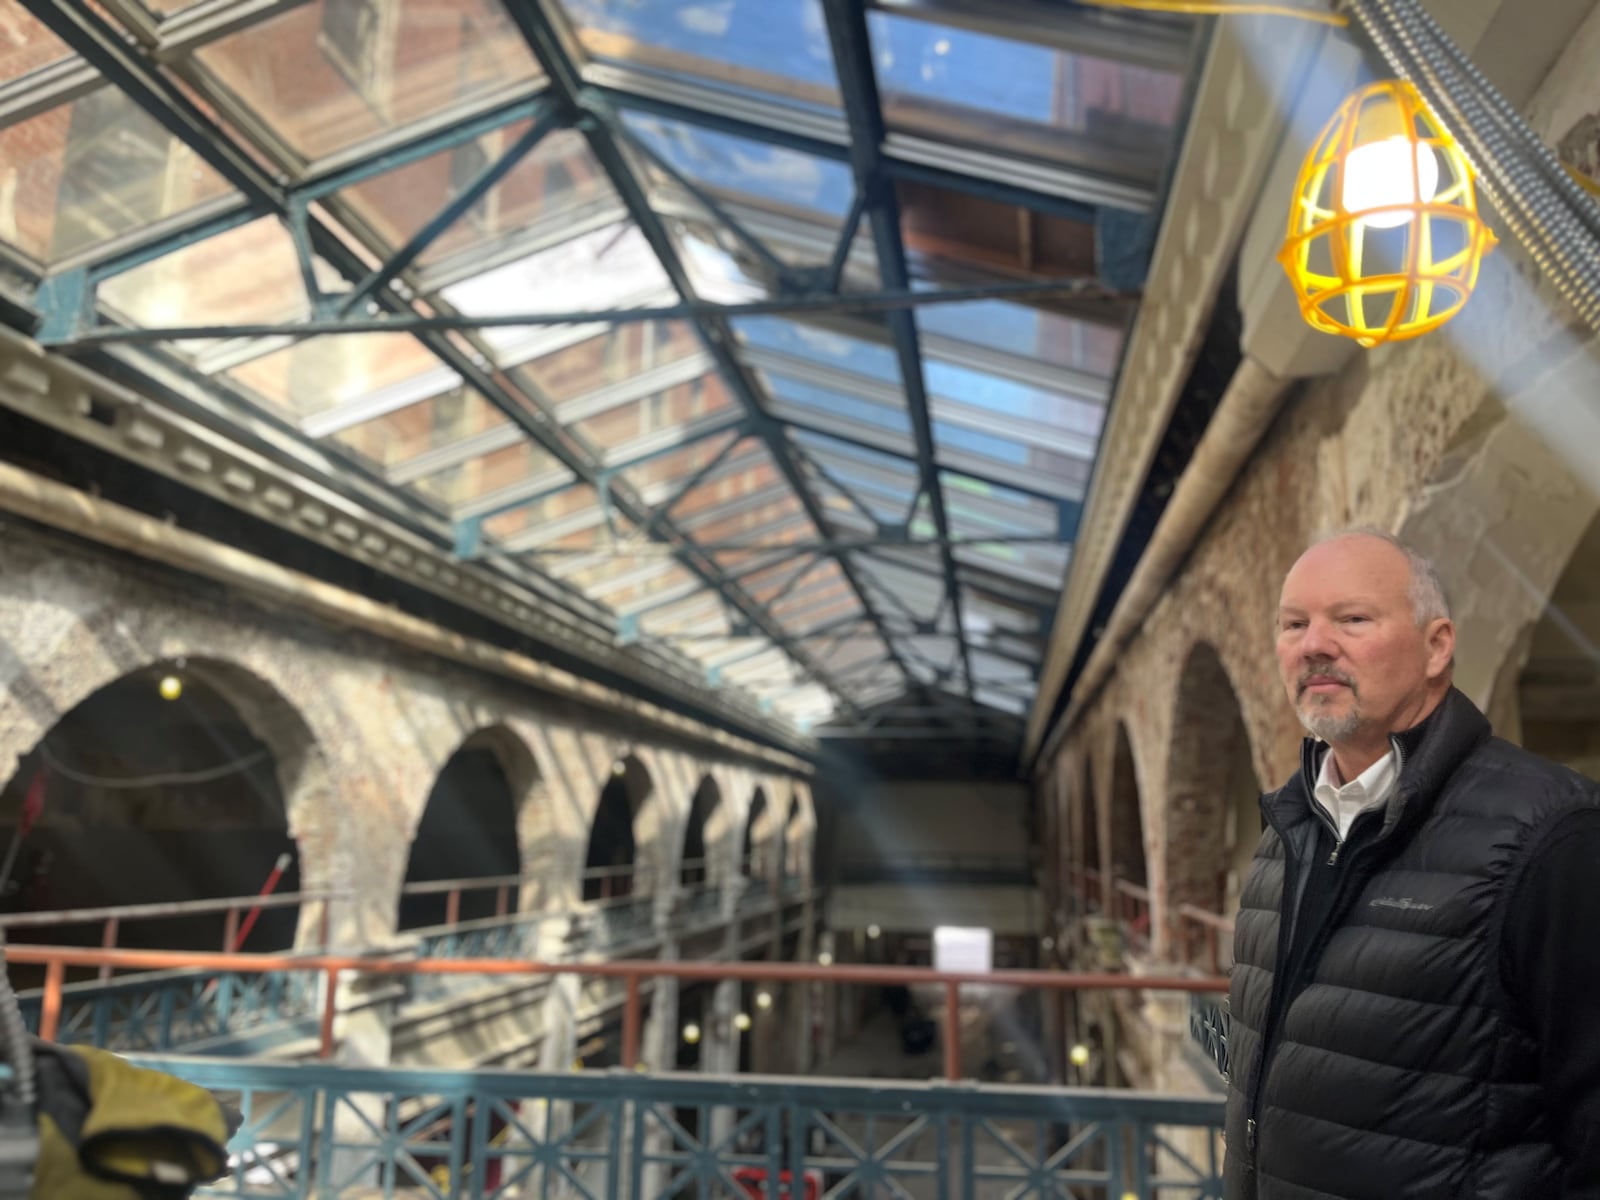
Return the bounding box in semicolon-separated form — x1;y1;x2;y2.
933;926;993;974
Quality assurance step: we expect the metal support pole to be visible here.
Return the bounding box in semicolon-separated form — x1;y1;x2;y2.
446;889;461;929
496;886;510;919
319;967;340;1059
40;960;64;1042
222;907;240;955
622;975;642;1070
944;981;962;1081
98;917;118;984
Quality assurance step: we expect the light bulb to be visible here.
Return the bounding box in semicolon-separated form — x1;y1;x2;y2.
755;990;774;1010
1341;135;1439;229
158;675;183;702
1069;1043;1091;1068
817;951;834;967
733;1012;752;1032
682;1022;701;1045
866;924;881;940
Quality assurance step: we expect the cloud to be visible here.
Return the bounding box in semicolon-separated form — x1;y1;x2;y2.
676;2;733;36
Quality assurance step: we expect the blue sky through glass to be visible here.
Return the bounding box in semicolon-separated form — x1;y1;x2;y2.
564;0;837;93
925;361;1104;438
866;11;1057;124
625;113;853;216
736;317;901;383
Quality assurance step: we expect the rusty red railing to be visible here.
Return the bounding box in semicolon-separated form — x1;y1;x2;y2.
4;944;1228;1080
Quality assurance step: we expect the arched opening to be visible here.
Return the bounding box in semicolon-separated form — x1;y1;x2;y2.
781;793;804;890
1166;644;1259;922
398;729;525;931
680;776;720;889
1518;510;1600;778
0;661;303;960
1073;758;1100;912
583;756;650;902
742;788;770;881
1107;724;1146;890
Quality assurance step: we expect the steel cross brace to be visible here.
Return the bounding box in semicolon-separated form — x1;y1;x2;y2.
503;0;918;705
25;0;863;717
821;0;978;701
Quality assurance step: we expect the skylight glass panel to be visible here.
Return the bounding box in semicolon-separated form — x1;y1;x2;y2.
482;481;603;551
622;112;853;217
563;0;839;109
331;386;509;472
193;0;542;162
925;360;1105;440
917;300;1122;377
0;89;234;264
791;431;920;525
341;125;615;269
228;332;448;424
443;223;675;360
617;429;744;507
517;320;702;405
581;374;737;459
411;439;566;512
735;318;901;384
1;11;72;84
98;218;311;347
865;11;1182;172
764;373;913;443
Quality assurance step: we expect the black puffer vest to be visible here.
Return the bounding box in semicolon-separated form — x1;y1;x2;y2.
1225;688;1600;1199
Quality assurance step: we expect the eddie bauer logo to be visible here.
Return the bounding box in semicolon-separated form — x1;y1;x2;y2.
1370;897;1435;912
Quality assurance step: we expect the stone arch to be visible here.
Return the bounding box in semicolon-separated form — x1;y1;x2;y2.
681;775;722;888
1107;721;1146;890
0;655;331;952
396;724;540;930
1166;642;1263;925
780;790;804;888
742;786;774;881
582;753;655;901
1515;509;1600;779
782;781;816;887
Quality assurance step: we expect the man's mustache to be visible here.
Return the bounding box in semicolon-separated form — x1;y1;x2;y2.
1298;666;1356;694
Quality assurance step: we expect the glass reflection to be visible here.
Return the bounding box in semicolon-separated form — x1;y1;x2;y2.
332;387;509;470
0;10;72;84
195;0;541;161
227;333;447;422
564;0;838;107
0;89;232;263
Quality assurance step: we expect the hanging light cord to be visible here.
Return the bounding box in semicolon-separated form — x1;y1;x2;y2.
1074;0;1349;26
35;744;273;789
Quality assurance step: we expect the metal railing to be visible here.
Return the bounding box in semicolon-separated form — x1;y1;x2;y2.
6;946;1228;1078
0;958;1239;1200
135;1055;1225;1199
1066;868;1238;974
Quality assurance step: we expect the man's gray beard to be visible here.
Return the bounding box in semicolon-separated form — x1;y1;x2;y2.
1298;700;1363;743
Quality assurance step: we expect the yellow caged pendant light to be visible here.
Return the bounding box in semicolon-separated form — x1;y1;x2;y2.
1280;78;1498;347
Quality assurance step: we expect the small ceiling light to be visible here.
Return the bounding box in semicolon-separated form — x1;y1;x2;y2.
866;924;881;940
733;1012;752;1032
817;951;834;967
158;674;183;702
682;1023;701;1045
1281;79;1495;347
611;761;627;778
1040;936;1056;952
1069;1043;1092;1068
755;990;774;1011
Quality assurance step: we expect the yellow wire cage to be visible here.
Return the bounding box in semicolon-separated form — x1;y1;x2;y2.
1280;79;1497;347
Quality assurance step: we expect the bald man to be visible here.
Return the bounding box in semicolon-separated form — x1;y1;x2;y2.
1223;529;1600;1200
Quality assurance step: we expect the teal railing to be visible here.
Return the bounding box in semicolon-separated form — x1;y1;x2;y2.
137;1056;1226;1199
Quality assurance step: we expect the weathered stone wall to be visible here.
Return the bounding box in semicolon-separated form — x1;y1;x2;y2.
0;514;813;948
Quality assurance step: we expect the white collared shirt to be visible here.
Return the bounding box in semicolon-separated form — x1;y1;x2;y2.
1313;746;1398;842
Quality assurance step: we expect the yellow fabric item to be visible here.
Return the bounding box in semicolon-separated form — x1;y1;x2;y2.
73;1045;228;1185
29;1042;231;1199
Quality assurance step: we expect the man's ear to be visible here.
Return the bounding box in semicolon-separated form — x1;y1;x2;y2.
1426;617;1456;680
